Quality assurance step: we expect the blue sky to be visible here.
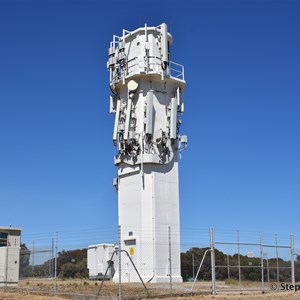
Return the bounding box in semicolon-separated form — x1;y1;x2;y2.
0;0;299;249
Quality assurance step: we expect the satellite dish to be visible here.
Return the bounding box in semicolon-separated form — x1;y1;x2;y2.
127;80;138;91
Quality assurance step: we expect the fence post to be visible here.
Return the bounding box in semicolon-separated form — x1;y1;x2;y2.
32;240;35;276
168;226;172;296
266;254;270;283
290;234;295;288
118;225;122;300
51;237;54;277
260;231;264;293
275;234;279;286
237;230;241;290
192;253;195;280
54;232;58;295
5;234;9;289
227;254;230;281
210;227;216;295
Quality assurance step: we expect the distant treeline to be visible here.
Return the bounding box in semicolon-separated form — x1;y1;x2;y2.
20;244;88;279
181;247;299;282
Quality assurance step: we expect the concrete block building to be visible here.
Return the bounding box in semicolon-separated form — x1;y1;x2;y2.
0;226;22;286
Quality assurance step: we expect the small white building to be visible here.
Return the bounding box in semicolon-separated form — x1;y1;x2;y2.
0;226;22;286
87;244;116;280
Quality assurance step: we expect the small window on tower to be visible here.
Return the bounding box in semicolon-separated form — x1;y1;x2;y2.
129;231;133;236
124;239;136;246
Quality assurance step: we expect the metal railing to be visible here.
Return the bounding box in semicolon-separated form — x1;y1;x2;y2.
117;56;184;82
169;60;185;80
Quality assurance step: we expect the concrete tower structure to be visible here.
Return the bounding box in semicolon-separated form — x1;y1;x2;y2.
108;23;187;283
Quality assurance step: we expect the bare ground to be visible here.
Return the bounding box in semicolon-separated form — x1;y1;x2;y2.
1;290;300;300
0;279;298;300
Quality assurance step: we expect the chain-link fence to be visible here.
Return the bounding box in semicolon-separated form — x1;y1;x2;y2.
210;228;295;294
0;227;298;299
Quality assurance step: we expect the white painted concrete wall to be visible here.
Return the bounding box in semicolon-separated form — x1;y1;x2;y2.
109;24;185;283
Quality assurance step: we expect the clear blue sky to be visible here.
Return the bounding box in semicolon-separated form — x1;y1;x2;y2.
0;0;299;248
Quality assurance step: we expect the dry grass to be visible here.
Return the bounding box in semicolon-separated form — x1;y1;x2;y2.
0;279;298;300
0;290;66;300
156;292;300;300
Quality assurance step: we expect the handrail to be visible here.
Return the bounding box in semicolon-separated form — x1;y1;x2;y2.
125;57;184;80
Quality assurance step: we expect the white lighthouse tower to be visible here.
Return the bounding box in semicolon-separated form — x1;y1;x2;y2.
108;23;187;283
